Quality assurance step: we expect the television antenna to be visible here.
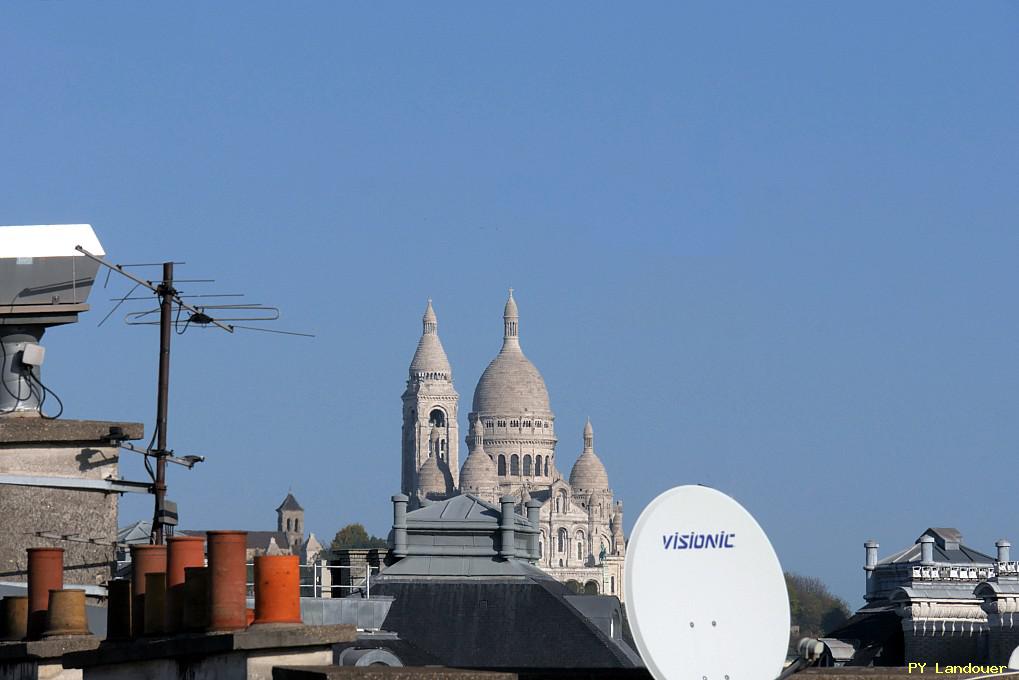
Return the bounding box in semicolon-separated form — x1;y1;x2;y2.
75;247;313;545
624;485;790;680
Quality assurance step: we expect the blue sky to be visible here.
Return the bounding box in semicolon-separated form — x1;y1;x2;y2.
2;3;1017;605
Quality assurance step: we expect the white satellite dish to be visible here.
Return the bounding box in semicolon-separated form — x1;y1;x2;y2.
624;485;790;680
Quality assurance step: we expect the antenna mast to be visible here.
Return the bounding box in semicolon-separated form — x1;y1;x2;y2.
74;245;310;545
153;262;173;545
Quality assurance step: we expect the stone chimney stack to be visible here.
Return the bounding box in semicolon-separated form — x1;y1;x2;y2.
919;535;935;565
865;541;879;569
997;539;1011;563
864;540;879;598
391;494;408;558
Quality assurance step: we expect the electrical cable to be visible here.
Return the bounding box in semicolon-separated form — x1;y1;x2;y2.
1;340;35;414
25;367;63;420
174;300;194;335
142;428;157;482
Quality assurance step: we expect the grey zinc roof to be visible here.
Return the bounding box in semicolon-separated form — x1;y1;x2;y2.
877;528;995;566
379;555;550;578
975;581;1019;597
889;584;981;601
276;493;303;512
369;578;641;668
408;493;532;530
117;520;153;545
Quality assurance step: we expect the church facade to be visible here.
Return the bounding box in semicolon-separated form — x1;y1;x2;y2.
401;291;626;599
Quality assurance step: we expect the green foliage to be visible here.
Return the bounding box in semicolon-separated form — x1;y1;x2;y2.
329;523;388;553
785;572;851;638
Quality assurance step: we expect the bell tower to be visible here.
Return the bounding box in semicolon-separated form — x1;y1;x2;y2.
276;492;305;552
402;299;460;498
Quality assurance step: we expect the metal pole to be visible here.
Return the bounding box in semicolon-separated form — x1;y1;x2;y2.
152;262;174;545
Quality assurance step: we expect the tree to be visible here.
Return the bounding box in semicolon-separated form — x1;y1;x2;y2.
329;523;388;554
785;572;851;638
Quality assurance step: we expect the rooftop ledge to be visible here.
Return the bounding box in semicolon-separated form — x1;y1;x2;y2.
0;418;144;445
63;624;357;668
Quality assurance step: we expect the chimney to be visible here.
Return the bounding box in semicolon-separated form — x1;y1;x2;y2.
499;496;517;559
997;539;1011;563
919;535;935;565
206;531;248;632
865;541;879;569
27;548;64;640
391;494;409;558
864;540;879;597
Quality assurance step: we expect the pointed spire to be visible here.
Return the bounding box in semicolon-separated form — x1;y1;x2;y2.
423;298;437;334
502;288;520;350
583;417;594;453
410;298;452;379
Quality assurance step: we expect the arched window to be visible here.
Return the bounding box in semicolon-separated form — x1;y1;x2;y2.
544;458;550;476
510;454;519;476
555;496;560;512
510;419;520;428
429;409;446;428
497;455;506;476
295;519;300;532
497;420;506;428
538;541;543;558
558;528;567;553
584;581;599;595
611;576;616;594
485;420;494;429
523;455;532;476
523;420;531;428
576;531;585;561
287;518;292;531
535;455;542;476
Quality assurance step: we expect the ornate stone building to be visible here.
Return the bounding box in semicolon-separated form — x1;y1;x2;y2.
401;291;626;599
822;528;1019;666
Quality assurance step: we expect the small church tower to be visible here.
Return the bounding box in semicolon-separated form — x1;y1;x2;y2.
402;299;460;504
276;492;305;552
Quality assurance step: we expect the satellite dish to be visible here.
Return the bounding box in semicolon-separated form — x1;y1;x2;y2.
624;485;790;680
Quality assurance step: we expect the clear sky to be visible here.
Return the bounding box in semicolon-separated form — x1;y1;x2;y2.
2;3;1017;605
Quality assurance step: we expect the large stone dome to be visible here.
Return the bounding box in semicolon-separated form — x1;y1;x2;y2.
472;350;551;414
471;290;552;415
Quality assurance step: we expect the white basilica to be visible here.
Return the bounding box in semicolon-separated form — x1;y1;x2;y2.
401;291;626;598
